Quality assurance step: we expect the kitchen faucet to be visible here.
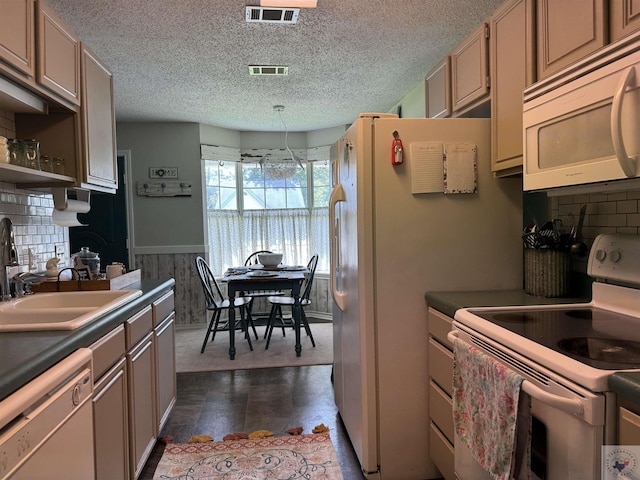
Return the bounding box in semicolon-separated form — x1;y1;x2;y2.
0;218;19;301
12;272;44;297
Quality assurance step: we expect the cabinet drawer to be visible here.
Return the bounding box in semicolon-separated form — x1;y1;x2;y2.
125;305;153;349
429;338;454;395
619;407;640;445
90;324;125;380
429;422;455;480
428;307;453;348
152;290;174;327
429;380;454;444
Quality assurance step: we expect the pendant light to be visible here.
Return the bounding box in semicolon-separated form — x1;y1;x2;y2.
260;105;305;181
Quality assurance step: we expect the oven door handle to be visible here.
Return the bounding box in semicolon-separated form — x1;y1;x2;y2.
447;330;584;417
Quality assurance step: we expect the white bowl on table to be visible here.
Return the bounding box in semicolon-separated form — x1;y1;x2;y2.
258;253;283;267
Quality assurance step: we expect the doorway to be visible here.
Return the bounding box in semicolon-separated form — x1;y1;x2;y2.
70;152;132;269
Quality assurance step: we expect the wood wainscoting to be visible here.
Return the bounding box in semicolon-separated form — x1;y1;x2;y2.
134;252;332;327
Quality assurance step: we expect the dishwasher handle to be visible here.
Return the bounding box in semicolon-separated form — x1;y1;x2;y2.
0;348;93;429
447;330;584;417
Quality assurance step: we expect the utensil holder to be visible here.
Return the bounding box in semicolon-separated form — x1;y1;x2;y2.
524;248;571;297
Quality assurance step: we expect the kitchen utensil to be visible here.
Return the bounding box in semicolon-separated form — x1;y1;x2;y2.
570;205;588;257
522;231;543;249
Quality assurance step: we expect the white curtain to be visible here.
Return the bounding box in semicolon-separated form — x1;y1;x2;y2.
207;207;329;275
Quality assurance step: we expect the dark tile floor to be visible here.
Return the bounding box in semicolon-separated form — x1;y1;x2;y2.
139;365;365;479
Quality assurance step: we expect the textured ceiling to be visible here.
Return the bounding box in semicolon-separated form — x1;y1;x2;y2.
45;0;504;132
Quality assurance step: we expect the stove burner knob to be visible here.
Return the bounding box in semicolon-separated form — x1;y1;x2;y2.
595;249;606;262
610;250;622;263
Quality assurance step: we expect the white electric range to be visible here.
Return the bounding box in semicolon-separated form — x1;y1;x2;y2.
452;233;640;480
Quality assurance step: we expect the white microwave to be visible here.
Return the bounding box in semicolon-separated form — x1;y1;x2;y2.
523;32;640;193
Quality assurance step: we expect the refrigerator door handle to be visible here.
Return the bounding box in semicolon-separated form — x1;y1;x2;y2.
329;183;347;311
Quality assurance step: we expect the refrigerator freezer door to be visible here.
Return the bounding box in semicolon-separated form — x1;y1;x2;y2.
331;118;380;478
332;116;523;479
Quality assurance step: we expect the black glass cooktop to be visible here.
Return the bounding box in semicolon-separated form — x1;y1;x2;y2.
467;307;640;370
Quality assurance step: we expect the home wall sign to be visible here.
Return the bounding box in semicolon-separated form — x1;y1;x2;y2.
149;167;178;179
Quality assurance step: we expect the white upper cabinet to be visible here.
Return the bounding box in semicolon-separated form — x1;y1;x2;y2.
36;0;81;106
490;0;535;175
451;22;490;115
536;0;607;80
425;56;452;118
0;0;35;80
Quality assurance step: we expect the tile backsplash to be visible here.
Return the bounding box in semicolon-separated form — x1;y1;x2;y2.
0;110;67;272
550;189;640;277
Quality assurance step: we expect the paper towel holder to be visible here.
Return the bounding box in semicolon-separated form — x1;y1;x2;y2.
52;187;91;211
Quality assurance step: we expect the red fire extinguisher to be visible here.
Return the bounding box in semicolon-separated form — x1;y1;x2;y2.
391;131;404;165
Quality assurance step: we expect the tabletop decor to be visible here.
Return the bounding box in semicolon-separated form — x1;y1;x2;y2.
153;432;343;480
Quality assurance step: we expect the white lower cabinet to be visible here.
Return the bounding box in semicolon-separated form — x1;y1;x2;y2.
90;289;176;480
427;306;456;480
93;358;129;480
128;331;156;479
126;306;157;480
153;291;177;435
91;324;129;480
619;406;640;445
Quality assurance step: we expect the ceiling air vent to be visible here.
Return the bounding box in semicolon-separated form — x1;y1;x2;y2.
249;65;289;76
245;6;300;24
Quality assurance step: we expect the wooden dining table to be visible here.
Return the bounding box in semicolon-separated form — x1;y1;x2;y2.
221;267;308;360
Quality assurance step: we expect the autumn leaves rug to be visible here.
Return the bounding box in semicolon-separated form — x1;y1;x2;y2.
153;432;343;480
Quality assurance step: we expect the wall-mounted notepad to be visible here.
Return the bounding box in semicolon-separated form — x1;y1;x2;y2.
444;143;477;194
409;142;443;194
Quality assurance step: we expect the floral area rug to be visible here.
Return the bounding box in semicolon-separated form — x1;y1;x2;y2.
153;433;343;480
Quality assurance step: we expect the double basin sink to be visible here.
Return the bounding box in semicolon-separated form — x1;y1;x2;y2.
0;289;142;331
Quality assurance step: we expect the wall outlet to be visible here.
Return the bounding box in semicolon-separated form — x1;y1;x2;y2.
55;244;65;261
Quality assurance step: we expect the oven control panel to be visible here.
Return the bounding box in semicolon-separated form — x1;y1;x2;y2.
588;234;640;285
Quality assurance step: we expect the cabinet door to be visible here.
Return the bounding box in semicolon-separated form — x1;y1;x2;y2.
36;0;80;106
127;332;156;480
610;0;640;42
154;313;176;434
536;0;607;79
80;43;117;191
490;0;535;175
425;56;451;118
93;358;129;480
619;406;640;445
451;22;490;114
0;0;35;79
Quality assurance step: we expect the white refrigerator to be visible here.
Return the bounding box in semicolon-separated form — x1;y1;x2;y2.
329;114;523;479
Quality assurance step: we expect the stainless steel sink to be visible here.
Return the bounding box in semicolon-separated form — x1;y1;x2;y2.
0;289;142;331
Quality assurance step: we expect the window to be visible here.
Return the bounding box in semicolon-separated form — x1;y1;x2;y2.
203;145;330;275
205;161;237;210
242;162;308;210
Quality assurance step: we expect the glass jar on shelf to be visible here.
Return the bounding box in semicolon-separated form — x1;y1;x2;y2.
8;139;25;167
52;157;65;175
24;140;40;170
40;155;53;173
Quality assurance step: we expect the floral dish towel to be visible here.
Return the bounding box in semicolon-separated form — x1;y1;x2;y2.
453;337;532;480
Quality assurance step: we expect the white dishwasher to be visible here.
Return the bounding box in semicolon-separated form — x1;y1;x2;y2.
0;348;94;479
